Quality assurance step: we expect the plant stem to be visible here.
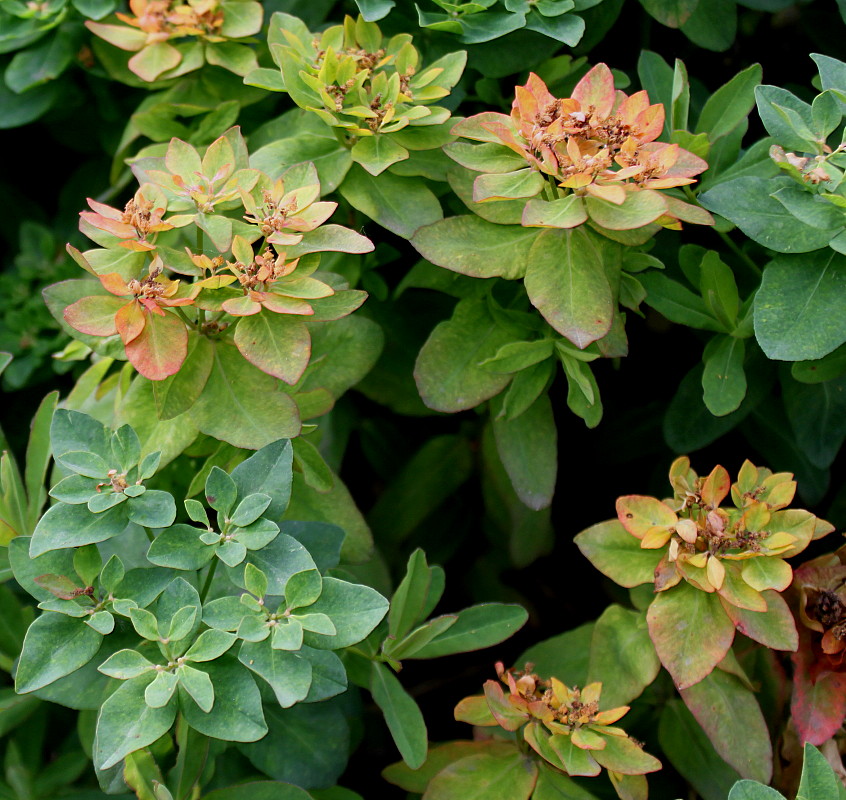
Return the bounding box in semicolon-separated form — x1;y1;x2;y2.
200;558;219;603
143;527;155;543
196;226;203;256
716;229;762;278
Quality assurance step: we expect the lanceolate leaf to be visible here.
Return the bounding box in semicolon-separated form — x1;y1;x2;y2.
680;668;772;784
720;590;797;651
370;662;428;769
523;228;613;349
234;314;311;384
646;581;735;689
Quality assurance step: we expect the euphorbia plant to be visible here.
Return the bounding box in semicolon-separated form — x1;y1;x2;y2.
384;661;660;800
576;456;833;690
86;0;264;82
47;128;374;449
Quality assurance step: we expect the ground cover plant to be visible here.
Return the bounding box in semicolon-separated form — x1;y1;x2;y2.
3;0;846;798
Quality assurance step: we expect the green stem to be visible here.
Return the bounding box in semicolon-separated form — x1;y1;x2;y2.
200;558;219;603
196;226;203;256
716;229;762;278
143;527;155;544
545;173;560;201
174;306;198;330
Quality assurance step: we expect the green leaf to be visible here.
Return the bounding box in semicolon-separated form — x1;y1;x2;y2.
702;336;747;416
722;590;797;651
370;662;428;769
339;165;442;238
646;581;735;689
414;298;515;412
24;390;58;530
250;136;352;194
797;744;841;800
152;332;214;421
574;520;662;588
696;64;762;141
524;228;613;348
584;189;667;231
783;374;846;468
473;168;545;202
755;250;846;361
236;533;317;597
424;751;538;800
408;602;527;659
93;673;177;770
350;135;409;176
659;700;741;800
51;408;111;465
639;0;698;27
771;186;844;231
15;612;103;693
238;701;350;788
191;342;301;448
234;314;311;385
239;639;312;707
492;393;557;510
411;215;540;279
700;250;739;329
639;272;723;332
680;668;772;783
30;502;136;556
179;657;267;742
231;493;272;527
354;0;396;20
587;605;660;707
301;577;388;649
203;781;314;800
147;524;214;571
205;466;237;516
5;29;77;93
679;0;735;52
755;85;815;151
231;439;294;521
98;649;155;680
699;177;837;253
127;490;176;528
728;782;785;800
389;549;434;640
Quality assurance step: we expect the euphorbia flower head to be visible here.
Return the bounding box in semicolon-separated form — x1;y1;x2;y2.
80;187;173;252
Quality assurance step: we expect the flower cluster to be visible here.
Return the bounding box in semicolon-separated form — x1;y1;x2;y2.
616;457;832;602
455;662;660;780
449;64;712;231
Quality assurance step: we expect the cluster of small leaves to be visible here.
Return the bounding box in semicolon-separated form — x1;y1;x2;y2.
448;63;710;232
49;127;374;449
86;0;263;82
12;410;389;776
576;457;833;690
257;13;466;177
384;662;659;800
700;55;846;365
350;549;528;769
0;0;112;128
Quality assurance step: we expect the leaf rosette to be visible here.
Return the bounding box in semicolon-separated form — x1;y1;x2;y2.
454;662;660;795
448;64;712;233
576;456;834;689
86;0;263;82
268;12;466;175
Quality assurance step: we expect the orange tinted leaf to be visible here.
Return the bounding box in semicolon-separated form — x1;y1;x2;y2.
483;680;527;731
63;295;122;336
616;495;677;538
741;557;792;592
259;293;314;315
233;313;311;384
701;465;730;507
115;300;146;345
221;295;262;316
124;310;187;380
454;695;498;726
572;63;615;119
